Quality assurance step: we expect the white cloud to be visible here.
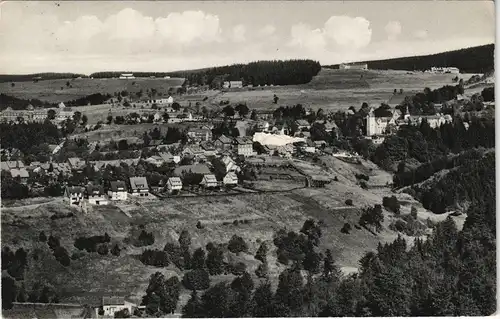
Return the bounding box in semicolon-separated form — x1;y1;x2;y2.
290;23;326;50
414;29;428;39
260;24;276;37
384;21;402;41
323;16;372;48
231;24;246;42
156;11;222;44
290;16;372;52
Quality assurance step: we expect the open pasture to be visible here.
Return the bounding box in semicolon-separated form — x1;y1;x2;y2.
0;77;185;103
210;69;475;112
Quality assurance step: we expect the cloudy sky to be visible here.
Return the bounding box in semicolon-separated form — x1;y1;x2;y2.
0;1;494;74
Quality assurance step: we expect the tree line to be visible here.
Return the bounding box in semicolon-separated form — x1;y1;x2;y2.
166;59;322;87
0;73;86;83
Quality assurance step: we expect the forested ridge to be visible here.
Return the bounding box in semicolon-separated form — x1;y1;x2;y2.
0;73;86;83
324;44;494;73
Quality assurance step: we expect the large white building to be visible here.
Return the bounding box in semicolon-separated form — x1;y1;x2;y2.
365;107;453;137
339;62;368;70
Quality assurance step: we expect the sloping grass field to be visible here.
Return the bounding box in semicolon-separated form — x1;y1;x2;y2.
1;156;465;309
0;77;185;103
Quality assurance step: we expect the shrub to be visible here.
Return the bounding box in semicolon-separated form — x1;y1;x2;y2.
47;235;60;251
255;262;269;279
228;235;248;254
341;223;352;234
111;244;121;256
135;230;155;247
233;220;239;226
53;246;70;266
140;249;170;267
359;181;368;189
410;206;418;220
97;243;109;256
182;269;210;290
229;262;247;276
355;173;370;181
345;199;353;206
38;231;47;242
196;221;204;229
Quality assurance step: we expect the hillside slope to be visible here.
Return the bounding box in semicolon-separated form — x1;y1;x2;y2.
325;44;494;73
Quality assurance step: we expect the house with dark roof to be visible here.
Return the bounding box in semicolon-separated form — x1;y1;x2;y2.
65;186;85;206
295;119;311;130
108;181;128;201
129;177;150;197
234;137;254;157
214;135;234;151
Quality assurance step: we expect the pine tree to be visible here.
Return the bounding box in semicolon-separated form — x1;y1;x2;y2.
182;290;203;318
191;248;206;269
251;281;275;317
254;242;268;263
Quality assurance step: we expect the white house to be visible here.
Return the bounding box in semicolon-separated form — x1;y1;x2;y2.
200;174;218;188
65;186;84;207
101;297;135;317
223;172;238;186
108;181;128;201
86;184;109;205
129;176;150;197
222;155;241;173
234;137;254;157
167;177;183;193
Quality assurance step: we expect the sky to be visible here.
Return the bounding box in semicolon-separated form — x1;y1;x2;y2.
0;1;495;74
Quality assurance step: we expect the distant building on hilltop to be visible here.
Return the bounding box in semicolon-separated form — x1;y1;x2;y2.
339;62;368;70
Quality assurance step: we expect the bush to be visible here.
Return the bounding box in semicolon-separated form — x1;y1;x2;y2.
228;235;248;254
359;181;368;189
71;250;86;260
111;244;121;256
355;173;370;181
255;262;269;279
97;243;109;256
53;246;71;267
229;262;247;276
341;223;352;234
38;231;47;242
410;206;418;219
196;221;204;229
383;196;401;214
140;249;170;267
345;199;353;206
135;230;155;247
182;269;210;290
47;235;60;251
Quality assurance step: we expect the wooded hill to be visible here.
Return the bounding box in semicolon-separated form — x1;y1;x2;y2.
325;44;494;73
90;59;322;87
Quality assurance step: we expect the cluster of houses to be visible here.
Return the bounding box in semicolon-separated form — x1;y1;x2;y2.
0;102;74;124
365;107;453;142
64;176;152;207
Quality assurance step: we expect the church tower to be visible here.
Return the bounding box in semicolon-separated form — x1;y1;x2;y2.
366;108;377;136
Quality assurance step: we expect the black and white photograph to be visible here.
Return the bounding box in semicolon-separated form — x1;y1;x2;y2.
0;1;496;318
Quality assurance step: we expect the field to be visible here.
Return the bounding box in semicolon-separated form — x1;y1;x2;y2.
208;69;478;112
0;77;185;103
1;156;466;310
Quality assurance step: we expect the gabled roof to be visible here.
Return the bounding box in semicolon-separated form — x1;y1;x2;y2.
67;157;85;168
224;172;238;184
129;176;149;190
168;176;183;186
158;152;175;162
202;174;218;183
217;135;233;144
102;296;125;306
234;137;252;145
86;184;104;195
110;181;127;192
66;186;84;194
295;119;310;126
